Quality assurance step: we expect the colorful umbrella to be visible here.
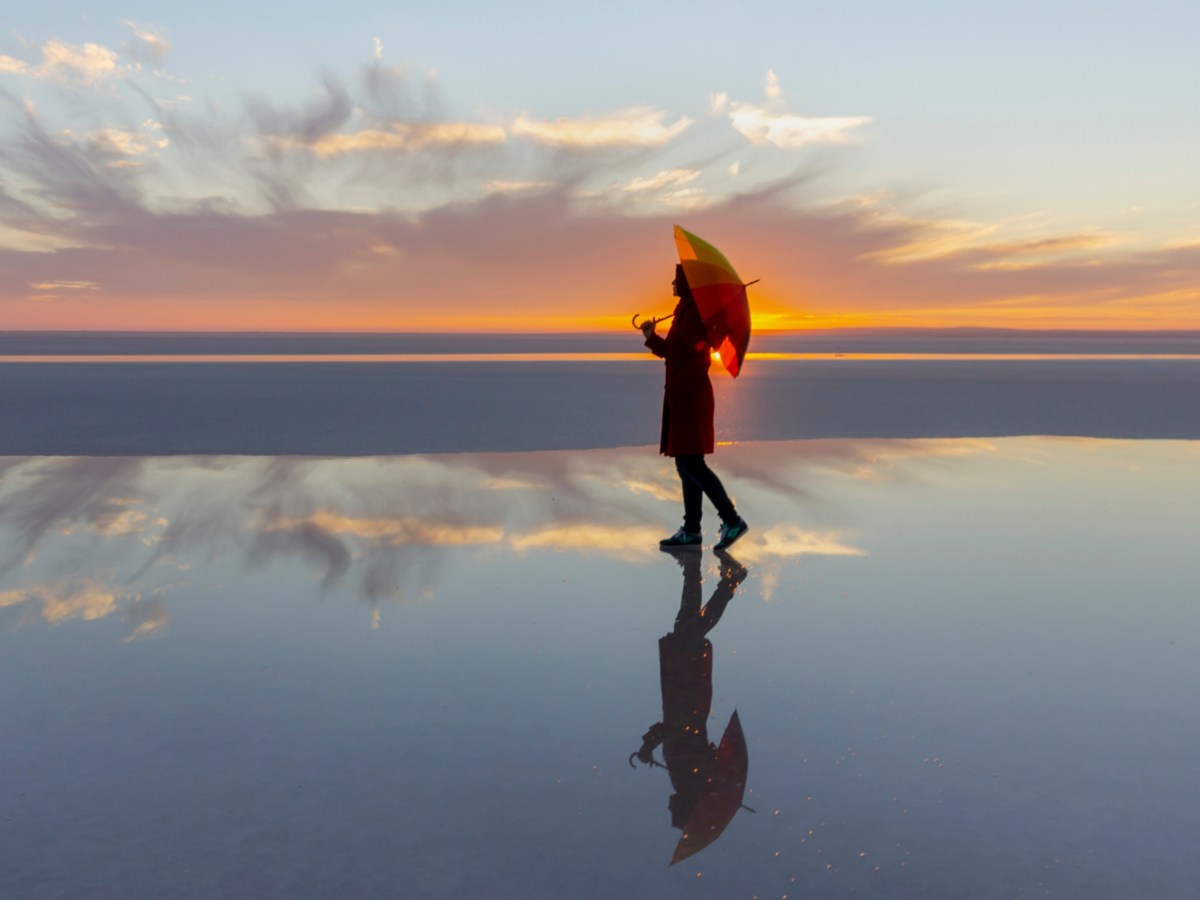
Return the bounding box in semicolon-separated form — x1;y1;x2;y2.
674;225;754;378
669;710;749;865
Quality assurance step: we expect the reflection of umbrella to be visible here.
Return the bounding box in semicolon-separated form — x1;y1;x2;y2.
670;710;749;865
675;225;754;378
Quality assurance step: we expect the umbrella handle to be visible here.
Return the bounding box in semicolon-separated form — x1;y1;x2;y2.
631;312;676;331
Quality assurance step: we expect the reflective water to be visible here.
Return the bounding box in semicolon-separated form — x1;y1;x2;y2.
2;438;1198;898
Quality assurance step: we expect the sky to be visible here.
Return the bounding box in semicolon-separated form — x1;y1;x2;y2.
1;1;1198;332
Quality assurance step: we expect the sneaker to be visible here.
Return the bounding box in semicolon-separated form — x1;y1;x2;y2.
714;518;749;551
659;528;702;549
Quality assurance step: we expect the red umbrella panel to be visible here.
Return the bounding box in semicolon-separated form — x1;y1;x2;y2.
670;710;749;865
674;225;753;378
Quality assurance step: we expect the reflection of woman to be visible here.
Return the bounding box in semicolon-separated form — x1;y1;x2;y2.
630;550;749;862
642;266;748;550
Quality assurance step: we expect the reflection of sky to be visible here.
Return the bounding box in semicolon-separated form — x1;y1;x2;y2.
0;442;888;635
2;438;1200;897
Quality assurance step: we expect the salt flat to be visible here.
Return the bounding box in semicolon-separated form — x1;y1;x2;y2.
5;357;1200;455
2;438;1198;898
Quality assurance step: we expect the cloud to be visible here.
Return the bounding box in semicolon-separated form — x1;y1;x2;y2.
29;279;100;291
621;169;701;193
83;122;169;167
727;69;871;149
729;105;872;148
764;68;783;102
861;202;1121;267
2;40;123;85
125;22;171;67
248;74;354;146
0;56;29;76
279;122;507;157
1;45;1198;330
511;106;692;147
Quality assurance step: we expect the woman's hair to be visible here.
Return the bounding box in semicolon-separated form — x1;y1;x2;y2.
675;264;695;305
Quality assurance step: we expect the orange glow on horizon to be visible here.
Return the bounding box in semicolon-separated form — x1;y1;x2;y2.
8;291;1200;333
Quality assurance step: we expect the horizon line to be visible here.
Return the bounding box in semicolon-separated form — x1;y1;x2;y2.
7;326;1200;337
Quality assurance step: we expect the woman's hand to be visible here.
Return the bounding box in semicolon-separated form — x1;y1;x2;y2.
640;320;656;338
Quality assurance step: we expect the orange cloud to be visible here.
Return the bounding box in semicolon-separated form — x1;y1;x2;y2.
278;123;507;156
3;49;1199;332
511;106;692;147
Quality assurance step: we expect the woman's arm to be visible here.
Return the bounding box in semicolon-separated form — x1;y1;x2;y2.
642;321;668;358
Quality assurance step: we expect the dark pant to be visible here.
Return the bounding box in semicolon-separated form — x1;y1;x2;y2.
675;455;737;534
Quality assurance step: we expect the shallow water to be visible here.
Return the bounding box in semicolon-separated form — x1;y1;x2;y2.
7;358;1200;456
2;438;1198;898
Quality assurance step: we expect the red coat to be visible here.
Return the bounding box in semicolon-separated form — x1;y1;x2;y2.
645;300;715;457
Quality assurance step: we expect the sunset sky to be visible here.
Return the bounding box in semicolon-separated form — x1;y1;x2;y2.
2;1;1198;332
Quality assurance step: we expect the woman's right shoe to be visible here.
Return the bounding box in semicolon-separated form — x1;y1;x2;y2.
659;528;702;549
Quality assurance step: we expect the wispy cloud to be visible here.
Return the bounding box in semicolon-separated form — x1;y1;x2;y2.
0;56;29;76
1;40;123;84
29;279;101;291
729;69;871;149
511;106;692;147
277;122;507;157
1;42;1197;330
125;21;171;67
621;169;701;193
730;106;873;148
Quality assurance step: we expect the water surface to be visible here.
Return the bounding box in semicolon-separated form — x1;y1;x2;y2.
2;438;1197;898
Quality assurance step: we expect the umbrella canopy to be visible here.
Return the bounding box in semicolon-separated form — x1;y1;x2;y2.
670;710;749;865
674;225;752;378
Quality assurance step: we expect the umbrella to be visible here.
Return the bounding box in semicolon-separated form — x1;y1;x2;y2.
674;225;755;378
669;710;749;865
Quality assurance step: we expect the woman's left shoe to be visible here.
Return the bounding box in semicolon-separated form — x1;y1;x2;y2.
715;518;749;551
660;528;703;549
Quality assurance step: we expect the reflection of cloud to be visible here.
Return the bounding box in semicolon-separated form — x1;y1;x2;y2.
623;477;681;503
508;523;661;557
719;438;998;487
734;524;866;564
270;512;504;546
0;439;982;628
0;457;148;572
0;577;138;624
0;577;169;640
124;598;168;641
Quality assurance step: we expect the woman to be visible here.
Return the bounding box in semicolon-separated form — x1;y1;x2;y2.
641;265;748;550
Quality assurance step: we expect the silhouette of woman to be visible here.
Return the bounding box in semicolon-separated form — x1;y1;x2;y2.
641;266;748;551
